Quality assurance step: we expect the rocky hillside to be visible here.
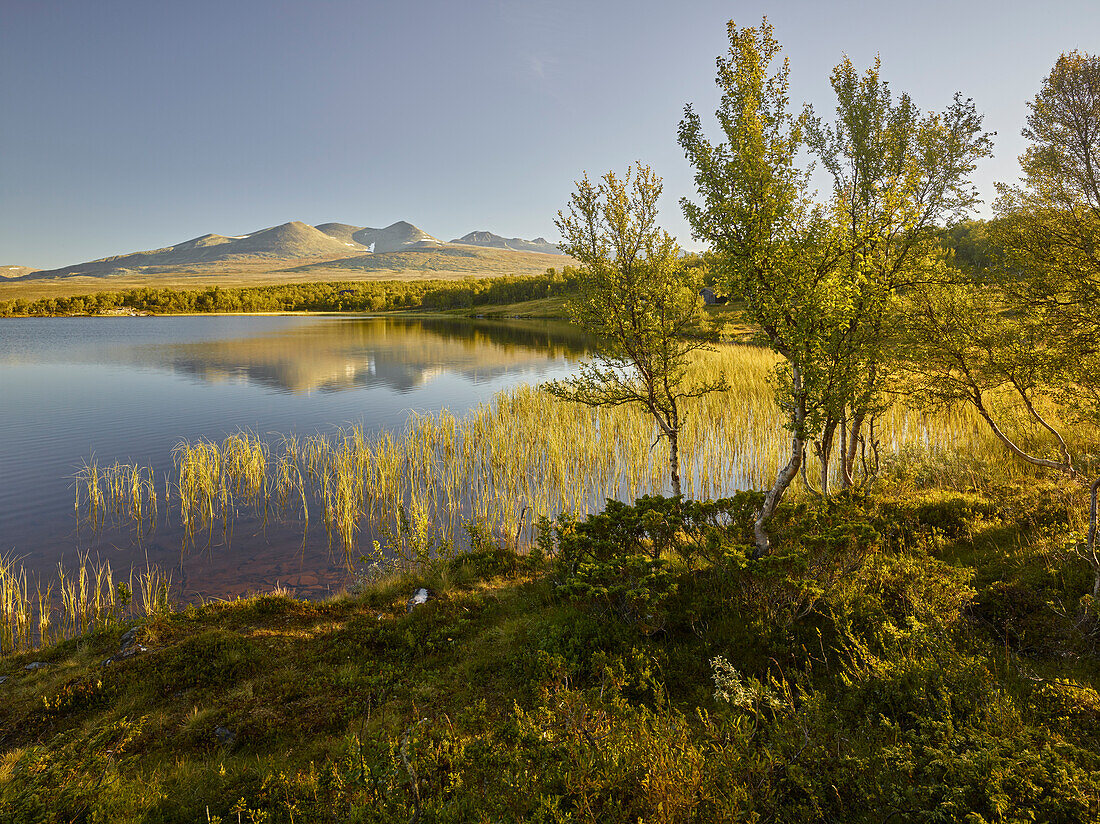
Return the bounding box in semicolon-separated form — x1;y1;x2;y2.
451;231;561;254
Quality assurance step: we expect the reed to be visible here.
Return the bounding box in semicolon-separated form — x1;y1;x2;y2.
0;553;31;654
10;344;1093;658
0;551;170;656
141;346;1018;561
75;460;158;535
70;344;1096;571
136;565;172;618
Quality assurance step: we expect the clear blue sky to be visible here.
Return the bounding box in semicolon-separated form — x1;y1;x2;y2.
2;0;1097;269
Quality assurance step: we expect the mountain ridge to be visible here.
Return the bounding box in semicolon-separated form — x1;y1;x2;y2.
450;231;561;255
16;220;568;285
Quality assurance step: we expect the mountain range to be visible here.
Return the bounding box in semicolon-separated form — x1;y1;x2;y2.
14;221;564;282
449;232;561;255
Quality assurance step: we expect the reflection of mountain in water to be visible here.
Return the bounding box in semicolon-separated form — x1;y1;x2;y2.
126;318;592;393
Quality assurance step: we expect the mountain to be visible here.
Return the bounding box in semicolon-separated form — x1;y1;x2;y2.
1;266;38;278
451;231;562;255
27;222;367;279
14;220;566;286
315;221;441;253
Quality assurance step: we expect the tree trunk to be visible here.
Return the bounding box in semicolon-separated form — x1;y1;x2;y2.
669;427;681;498
1089;476;1099;598
843;409;863;489
838;414;849;488
753;365;806;558
818;419;837;499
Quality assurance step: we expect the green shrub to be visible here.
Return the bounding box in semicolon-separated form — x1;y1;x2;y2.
149;629;263;692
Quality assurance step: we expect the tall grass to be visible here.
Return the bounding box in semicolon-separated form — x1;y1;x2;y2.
74;460;159;535
71;344;1043;567
0;552;171;656
19;343;1094;657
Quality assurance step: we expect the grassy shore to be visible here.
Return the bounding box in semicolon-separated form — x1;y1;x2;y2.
2;473;1099;822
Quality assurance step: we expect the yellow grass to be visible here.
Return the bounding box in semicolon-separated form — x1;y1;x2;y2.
73;344;1031;567
16;342;1091;657
1;552;170;656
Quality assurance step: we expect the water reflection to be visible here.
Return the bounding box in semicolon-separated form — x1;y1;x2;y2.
0;314;591;600
122;317;591;393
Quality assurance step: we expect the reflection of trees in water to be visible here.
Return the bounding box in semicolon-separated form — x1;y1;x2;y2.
123;317;592;393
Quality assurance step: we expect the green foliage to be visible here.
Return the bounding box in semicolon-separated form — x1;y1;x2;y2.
0;270;582;317
545;164;723;496
150;629;263;692
552;494;763;631
0;716;146;823
2;479;1100;821
680;18;993;553
994;50;1100;349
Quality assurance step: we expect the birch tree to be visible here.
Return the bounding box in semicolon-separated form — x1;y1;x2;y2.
545;163;723;497
678;19;849;555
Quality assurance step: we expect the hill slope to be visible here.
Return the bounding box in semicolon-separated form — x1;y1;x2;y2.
315;220;442;253
451;231;561;254
9;220;571;296
285;244;568;279
27;222;366;279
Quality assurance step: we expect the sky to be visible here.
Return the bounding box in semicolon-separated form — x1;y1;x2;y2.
2;0;1098;269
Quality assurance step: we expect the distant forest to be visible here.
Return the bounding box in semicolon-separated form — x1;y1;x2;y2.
0;231;990;318
0;269;583;316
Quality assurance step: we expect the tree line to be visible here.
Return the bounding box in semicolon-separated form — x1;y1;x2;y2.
0;269;582;317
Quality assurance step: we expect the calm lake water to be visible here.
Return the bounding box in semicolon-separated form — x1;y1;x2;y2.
0;315;588;600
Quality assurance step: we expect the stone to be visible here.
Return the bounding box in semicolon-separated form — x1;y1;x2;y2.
103;644;147;667
119;627;140;649
24;661;50;671
406;588;431;612
215;725;237;746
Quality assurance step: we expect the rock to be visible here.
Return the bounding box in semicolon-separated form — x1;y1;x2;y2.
215;726;237;746
24;661;50;671
103;644;147;667
406;588;431;612
0;676;7;684
119;627;140;649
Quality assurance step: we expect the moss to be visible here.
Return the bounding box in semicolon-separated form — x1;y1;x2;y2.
2;486;1100;822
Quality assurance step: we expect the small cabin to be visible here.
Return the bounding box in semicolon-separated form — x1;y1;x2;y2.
699;287;716;305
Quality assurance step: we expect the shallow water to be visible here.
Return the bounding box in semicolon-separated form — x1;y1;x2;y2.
0;315;587;599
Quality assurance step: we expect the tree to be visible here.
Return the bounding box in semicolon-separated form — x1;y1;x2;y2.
900;276;1100;595
678;19;850;554
803;58;992;493
993;50;1100;417
982;51;1100;589
544;164;722;497
994;51;1100;331
679;18;993;553
900;53;1100;593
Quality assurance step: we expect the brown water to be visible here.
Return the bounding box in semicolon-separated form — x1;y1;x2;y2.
0;315;588;600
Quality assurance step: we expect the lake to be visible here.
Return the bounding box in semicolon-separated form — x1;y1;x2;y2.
0;315;589;601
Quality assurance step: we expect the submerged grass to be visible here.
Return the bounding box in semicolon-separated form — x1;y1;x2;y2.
0;553;172;656
73;344;1032;564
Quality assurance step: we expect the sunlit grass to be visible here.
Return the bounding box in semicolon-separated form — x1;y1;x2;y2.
0;551;171;656
66;343;1069;570
51;341;1098;644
